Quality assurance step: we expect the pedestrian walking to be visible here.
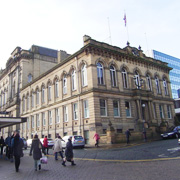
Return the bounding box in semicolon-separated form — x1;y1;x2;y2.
62;136;76;166
10;132;15;162
53;136;64;160
11;131;24;172
93;133;100;147
142;128;147;142
29;134;45;171
0;136;5;158
125;129;131;144
43;136;49;155
5;135;11;160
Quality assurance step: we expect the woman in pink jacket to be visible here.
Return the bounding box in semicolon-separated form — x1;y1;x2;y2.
93;133;100;147
43;136;48;155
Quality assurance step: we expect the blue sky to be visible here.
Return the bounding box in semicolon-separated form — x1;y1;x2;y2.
0;0;179;69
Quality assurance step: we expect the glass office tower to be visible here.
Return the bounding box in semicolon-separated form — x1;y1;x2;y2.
151;50;180;99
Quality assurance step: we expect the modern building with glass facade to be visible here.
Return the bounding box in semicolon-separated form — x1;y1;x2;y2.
151;50;180;99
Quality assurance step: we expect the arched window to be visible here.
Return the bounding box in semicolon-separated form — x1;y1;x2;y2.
42;86;45;104
55;79;59;98
27;94;30;110
36;89;39;105
163;78;168;95
4;91;6;105
146;74;152;91
12;81;16;98
82;64;87;87
22;96;25;112
0;94;2;107
31;91;34;108
110;65;117;87
122;68;128;88
71;69;76;91
48;83;52;101
28;74;32;83
155;76;161;94
97;62;104;85
63;75;67;94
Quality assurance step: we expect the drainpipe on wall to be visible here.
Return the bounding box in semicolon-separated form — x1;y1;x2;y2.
76;57;82;136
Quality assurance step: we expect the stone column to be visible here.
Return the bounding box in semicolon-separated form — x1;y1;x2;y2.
148;101;153;122
136;99;142;121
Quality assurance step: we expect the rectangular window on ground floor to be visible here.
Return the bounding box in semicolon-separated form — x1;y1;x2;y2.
73;103;78;120
125;101;131;117
153;103;157;118
117;129;122;133
48;110;52;125
31;116;34;128
159;105;164;119
113;100;120;117
55;108;60;124
63;106;68;122
42;112;46;126
64;132;67;136
167;105;172;119
83;100;89;118
100;99;107;116
37;114;40;127
103;129;107;134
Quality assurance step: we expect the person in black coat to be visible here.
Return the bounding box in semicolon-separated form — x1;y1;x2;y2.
11;131;24;172
0;136;5;158
30;134;45;171
62;136;76;166
5;136;11;160
125;129;131;144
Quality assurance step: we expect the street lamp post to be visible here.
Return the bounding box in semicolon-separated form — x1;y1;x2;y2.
133;75;146;141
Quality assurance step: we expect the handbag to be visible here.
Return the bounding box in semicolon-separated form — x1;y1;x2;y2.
40;156;48;164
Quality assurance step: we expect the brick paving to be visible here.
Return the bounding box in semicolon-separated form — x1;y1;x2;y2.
1;154;180;180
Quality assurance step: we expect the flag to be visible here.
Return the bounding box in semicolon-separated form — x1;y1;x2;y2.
123;13;126;27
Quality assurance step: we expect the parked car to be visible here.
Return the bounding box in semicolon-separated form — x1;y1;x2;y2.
161;126;180;139
22;138;27;149
40;138;54;148
61;135;85;148
178;138;180;145
27;139;32;147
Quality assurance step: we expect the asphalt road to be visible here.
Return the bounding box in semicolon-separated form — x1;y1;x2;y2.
71;138;180;161
24;138;180;161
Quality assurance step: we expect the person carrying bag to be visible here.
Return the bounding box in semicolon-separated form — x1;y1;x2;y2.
29;134;46;171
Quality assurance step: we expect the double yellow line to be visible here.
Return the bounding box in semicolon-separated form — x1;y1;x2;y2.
46;154;180;163
73;156;180;163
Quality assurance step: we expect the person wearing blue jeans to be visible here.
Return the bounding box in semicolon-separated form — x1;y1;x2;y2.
30;135;45;171
53;136;64;160
55;151;63;160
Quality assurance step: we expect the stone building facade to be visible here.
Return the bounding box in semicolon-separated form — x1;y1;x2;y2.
18;35;174;145
0;45;69;135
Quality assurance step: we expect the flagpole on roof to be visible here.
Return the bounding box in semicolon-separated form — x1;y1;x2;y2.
123;11;130;43
107;17;112;45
